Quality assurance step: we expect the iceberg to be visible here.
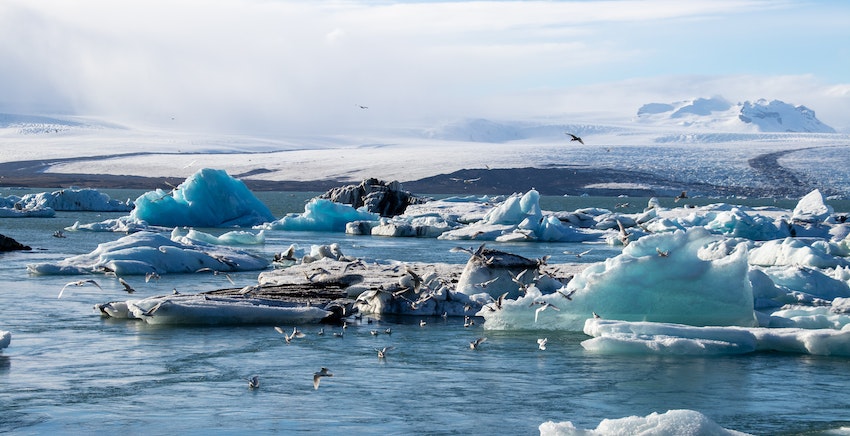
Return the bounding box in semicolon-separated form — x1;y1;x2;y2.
97;294;332;326
481;227;757;331
540;409;751;436
26;231;269;275
582;318;850;357
438;190;602;242
131;168;275;227
17;187;132;212
259;198;378;232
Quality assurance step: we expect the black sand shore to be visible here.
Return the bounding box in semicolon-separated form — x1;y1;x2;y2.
0;152;819;198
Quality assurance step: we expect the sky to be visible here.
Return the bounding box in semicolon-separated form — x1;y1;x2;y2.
1;0;849;135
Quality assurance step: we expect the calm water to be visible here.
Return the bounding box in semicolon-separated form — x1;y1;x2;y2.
1;191;849;435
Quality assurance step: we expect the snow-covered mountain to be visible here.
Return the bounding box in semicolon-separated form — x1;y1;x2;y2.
636;97;835;133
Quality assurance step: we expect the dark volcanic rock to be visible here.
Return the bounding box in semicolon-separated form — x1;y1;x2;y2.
319;178;426;217
0;234;31;251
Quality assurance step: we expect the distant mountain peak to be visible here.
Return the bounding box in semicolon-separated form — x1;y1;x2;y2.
636;97;835;133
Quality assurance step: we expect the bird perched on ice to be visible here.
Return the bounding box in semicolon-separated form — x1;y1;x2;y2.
566;133;584;145
58;279;103;298
313;367;333;389
537;338;548;351
469;337;487;350
248;375;260;390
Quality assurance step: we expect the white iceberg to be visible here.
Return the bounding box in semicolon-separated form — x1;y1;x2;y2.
26;231;269;275
582;318;850;357
259;198;378;232
98;295;331;326
540;409;751;436
17;187;132;211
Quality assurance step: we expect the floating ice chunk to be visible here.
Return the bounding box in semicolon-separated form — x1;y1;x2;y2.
26;231;269;275
259;198;378;232
171;227;266;245
131;168;275;228
767;305;850;329
123;295;331;326
749;237;850;269
582;318;850;357
704;207;784;240
482;227;757;331
439;190;602;242
582;319;758;355
18;187;132;212
0;205;55;217
792;189;833;223
0;330;10;351
756;265;850;301
539;409;752;436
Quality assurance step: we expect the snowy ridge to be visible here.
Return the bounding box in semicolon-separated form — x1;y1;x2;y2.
637;97;836;133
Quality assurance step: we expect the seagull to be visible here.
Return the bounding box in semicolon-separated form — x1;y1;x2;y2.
375;346;395;359
317;327;324;336
145;271;161;283
140;300;168;317
537;338;548;351
248;375;260;390
419;319;427;327
275;326;305;344
464;316;475;328
593;311;601;319
356;104;368;109
384;327;392;335
58;279;103;298
118;277;136;294
565;248;593;258
533;301;560;323
674;191;688;202
474;277;499;289
196;267;235;285
566;133;584;145
53;230;66;238
656;248;670;257
469;337;487;350
313;367;333;390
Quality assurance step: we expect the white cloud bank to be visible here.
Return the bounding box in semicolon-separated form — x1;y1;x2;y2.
1;0;848;135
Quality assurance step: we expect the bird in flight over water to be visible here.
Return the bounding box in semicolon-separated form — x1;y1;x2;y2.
566;133;584;145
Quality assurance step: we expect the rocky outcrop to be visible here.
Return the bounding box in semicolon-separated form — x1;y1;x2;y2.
319;178;426;217
0;234;31;251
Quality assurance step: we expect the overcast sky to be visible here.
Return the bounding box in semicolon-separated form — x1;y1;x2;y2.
2;0;848;135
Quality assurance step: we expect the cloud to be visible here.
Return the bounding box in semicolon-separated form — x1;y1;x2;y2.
0;0;847;134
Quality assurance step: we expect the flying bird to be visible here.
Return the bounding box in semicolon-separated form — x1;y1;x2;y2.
248;375;260;390
469;337;487;350
275;326;305;344
58;279;103;299
674;191;688;202
375;346;395;359
566;133;584;145
537;338;548;351
313;367;333;390
118;277;136;294
532;301;560;323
